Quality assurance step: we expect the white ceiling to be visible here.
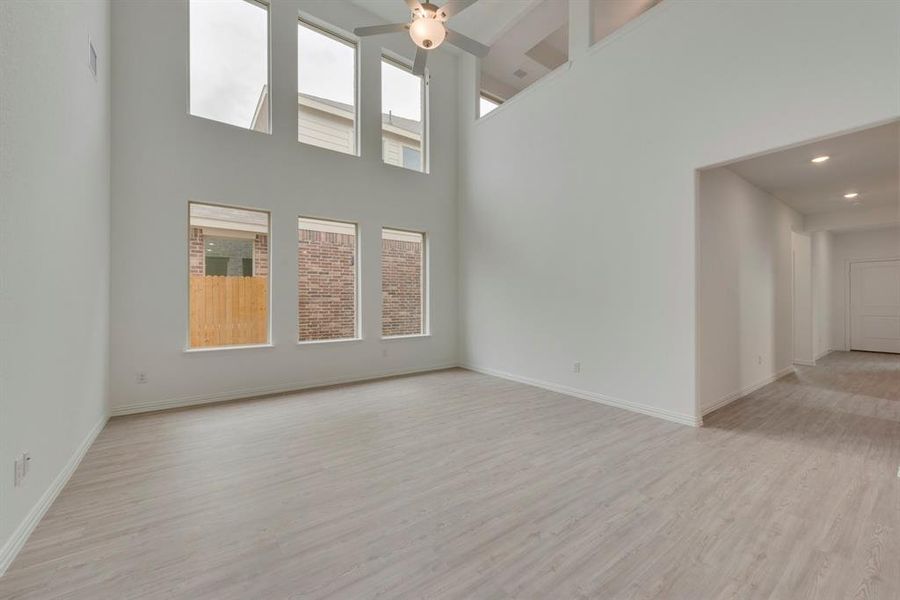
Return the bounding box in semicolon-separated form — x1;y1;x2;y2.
347;0;537;47
349;1;663;100
348;0;559;97
726;121;900;216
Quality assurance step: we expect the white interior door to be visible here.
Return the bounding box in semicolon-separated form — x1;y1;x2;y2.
850;260;900;353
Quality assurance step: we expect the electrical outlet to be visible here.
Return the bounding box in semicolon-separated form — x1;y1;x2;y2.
573;361;581;373
757;355;762;365
136;371;148;384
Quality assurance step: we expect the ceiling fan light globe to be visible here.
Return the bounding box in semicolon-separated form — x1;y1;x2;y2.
409;17;445;50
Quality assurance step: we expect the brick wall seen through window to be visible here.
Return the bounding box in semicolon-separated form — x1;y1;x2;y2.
382;228;424;337
298;217;358;342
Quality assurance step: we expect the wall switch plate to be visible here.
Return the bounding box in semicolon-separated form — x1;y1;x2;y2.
573;361;581;373
136;371;148;384
757;355;762;365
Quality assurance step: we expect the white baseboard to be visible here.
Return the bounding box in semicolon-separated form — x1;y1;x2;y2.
111;363;459;416
462;364;701;427
793;359;817;367
814;348;833;361
0;414;108;577
701;366;795;417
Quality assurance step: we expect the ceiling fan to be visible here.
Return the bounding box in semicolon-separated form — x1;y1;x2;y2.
354;0;490;76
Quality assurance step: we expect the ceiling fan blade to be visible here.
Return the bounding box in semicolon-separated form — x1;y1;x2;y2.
354;23;409;37
412;47;428;77
444;28;489;58
405;0;424;13
436;0;478;19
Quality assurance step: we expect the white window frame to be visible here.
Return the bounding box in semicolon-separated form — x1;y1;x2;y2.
381;227;429;339
297;216;362;345
297;14;361;156
381;52;430;174
187;0;272;134
186;201;273;352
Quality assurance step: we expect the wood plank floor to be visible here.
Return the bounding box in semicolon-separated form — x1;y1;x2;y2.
1;351;898;599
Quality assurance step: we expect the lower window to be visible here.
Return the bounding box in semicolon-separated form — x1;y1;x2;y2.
298;217;359;342
188;202;270;348
382;228;425;337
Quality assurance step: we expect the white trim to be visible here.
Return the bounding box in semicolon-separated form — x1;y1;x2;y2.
793;359;817;367
815;348;833;361
183;343;275;353
110;363;458;416
381;333;431;341
462;364;701;427
0;415;107;576
701;366;795;417
297;337;362;346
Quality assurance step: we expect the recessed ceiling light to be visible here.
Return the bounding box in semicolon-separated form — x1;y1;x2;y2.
843;192;859;199
811;155;830;163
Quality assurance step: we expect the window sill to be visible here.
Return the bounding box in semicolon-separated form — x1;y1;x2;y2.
381;333;431;341
297;337;362;346
184;343;274;353
381;160;428;176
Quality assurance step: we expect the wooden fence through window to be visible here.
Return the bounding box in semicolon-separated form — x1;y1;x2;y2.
189;276;268;348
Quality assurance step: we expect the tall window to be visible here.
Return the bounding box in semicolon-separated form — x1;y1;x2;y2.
297;18;358;155
382;57;426;173
189;203;270;348
189;0;270;133
298;217;359;342
382;228;425;337
479;93;501;117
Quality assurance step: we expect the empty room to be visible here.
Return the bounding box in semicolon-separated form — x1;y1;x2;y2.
1;0;898;598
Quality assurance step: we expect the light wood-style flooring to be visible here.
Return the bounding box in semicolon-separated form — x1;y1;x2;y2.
1;351;898;599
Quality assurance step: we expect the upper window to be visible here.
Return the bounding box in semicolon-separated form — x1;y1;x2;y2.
297;18;358;155
189;203;270;349
591;0;661;45
480;0;568;105
382;57;427;173
382;228;426;337
479;93;501;117
298;217;359;342
189;0;270;133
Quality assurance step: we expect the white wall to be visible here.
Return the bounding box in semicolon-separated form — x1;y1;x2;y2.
458;0;900;424
109;0;459;414
806;204;899;233
831;225;900;350
792;231;814;365
0;0;110;571
812;230;834;359
697;168;801;414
